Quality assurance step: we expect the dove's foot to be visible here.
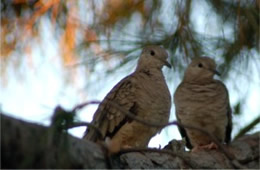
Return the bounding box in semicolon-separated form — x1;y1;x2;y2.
191;142;218;152
200;142;218;150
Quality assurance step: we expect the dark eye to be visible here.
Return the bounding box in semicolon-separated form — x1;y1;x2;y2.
150;50;155;56
198;63;203;68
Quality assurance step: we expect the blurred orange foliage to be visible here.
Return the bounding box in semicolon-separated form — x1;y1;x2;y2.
60;2;78;65
1;0;150;68
101;0;146;26
1;19;17;58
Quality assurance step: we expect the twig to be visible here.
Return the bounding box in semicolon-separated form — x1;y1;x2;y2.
72;101;100;113
234;115;260;140
51;105;103;139
66;122;103;139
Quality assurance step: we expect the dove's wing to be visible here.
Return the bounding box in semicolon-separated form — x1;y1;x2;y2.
216;80;232;144
225;106;232;143
174;83;193;149
84;75;137;142
176;112;193;149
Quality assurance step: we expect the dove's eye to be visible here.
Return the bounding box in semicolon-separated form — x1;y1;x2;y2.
150;50;155;56
198;63;203;68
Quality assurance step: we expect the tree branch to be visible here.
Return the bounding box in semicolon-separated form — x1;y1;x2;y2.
1;113;259;169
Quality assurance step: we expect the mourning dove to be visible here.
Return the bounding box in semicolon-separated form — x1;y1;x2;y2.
84;45;171;152
174;57;232;151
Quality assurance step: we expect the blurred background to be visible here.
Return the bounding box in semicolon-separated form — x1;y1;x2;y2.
1;0;259;148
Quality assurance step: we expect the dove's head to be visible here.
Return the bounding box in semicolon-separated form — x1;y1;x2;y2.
183;57;220;83
136;45;171;71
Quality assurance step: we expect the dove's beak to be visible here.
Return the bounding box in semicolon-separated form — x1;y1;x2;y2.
209;69;221;76
164;61;172;68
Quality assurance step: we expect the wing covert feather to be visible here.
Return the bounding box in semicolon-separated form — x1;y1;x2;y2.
84;75;137;141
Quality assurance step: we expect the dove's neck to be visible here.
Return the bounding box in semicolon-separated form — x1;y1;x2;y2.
183;77;215;85
135;66;164;79
135;65;162;73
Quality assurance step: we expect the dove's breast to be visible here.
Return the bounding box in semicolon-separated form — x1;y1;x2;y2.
134;69;171;124
174;81;229;145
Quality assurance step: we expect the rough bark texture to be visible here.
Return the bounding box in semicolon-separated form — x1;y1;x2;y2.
1;113;259;169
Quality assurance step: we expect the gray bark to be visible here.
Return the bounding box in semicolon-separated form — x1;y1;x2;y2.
1;113;259;169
